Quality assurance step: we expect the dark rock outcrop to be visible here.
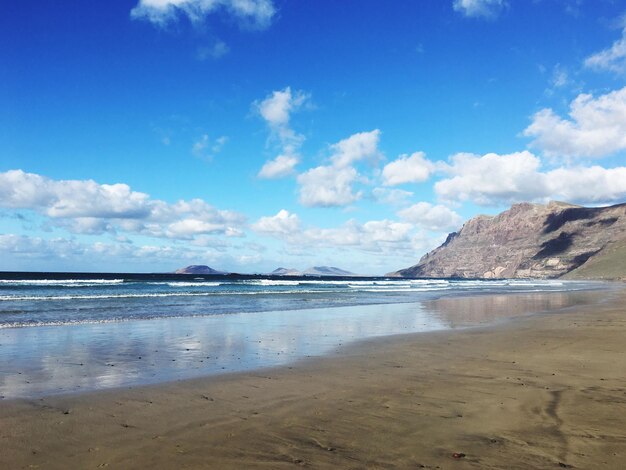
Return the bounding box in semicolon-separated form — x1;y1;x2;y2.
389;201;626;279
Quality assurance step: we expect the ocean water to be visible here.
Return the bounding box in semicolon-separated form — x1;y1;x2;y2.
0;273;603;328
0;273;611;398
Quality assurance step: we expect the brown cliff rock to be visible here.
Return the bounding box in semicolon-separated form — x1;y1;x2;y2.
389;201;626;279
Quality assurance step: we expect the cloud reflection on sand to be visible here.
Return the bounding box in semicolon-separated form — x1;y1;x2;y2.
1;303;440;398
0;291;603;398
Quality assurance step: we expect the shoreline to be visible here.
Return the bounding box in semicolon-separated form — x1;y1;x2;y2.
2;287;625;468
0;286;613;400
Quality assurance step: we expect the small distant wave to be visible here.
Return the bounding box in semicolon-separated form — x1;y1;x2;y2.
154;282;222;287
245;279;306;286
0;279;125;287
0;289;344;302
0;292;216;301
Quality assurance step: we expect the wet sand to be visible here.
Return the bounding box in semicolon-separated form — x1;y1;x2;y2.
1;289;626;469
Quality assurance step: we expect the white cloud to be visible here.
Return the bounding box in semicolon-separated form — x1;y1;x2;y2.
0;170;245;239
0;234;232;272
435;151;546;205
398;202;463;232
452;0;506;18
251;208;430;257
192;134;210;156
197;40;230;60
547;166;626;204
258;154;299;179
550;64;569;89
252;209;300;235
192;134;228;158
584;25;626;74
302;219;416;254
372;187;414;206
0;170;151;219
131;0;276;29
213;136;229;153
0;234;85;259
296;130;381;207
255;87;309;179
256;87;307;127
524;87;626;158
297;165;361;208
382;151;434;186
434;151;626;206
329;129;381;168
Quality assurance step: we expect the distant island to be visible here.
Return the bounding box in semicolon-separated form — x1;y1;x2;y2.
174;265;358;277
388;201;626;280
270;266;358;277
174;265;228;275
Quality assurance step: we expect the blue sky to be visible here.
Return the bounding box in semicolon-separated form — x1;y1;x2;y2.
2;0;626;274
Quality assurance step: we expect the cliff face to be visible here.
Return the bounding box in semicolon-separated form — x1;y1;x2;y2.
390;201;626;279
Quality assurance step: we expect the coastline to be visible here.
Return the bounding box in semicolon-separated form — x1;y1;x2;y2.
2;287;626;469
0;284;610;399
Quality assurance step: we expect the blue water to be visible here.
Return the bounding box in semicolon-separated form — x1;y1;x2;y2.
0;273;613;398
0;273;604;328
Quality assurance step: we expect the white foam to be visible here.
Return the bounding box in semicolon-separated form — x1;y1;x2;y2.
160;282;222;287
0;279;125;287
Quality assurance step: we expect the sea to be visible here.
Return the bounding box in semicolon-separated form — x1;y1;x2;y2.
0;272;612;398
0;272;604;328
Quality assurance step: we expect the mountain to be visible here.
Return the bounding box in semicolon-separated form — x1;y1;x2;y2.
175;265;227;275
388;201;626;280
269;266;357;276
270;267;303;276
302;266;357;277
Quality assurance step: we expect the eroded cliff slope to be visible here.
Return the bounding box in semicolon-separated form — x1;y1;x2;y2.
390;201;626;279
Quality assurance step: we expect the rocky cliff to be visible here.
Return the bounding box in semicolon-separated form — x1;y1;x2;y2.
389;201;626;279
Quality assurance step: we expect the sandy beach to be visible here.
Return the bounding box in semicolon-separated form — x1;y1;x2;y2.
1;288;625;469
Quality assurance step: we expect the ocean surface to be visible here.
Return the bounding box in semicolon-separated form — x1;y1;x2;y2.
0;273;612;398
0;272;605;328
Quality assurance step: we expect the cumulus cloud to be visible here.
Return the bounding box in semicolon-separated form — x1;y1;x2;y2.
255;87;309;178
301;219;434;256
328;130;382;168
523;87;626;158
304;219;414;253
0;234;232;272
434;151;626;206
372;187;414;206
256;87;308;127
252;209;300;235
257;155;299;179
547;166;626;204
296;130;381;207
397;202;463;232
131;0;276;29
584;24;626;74
0;170;245;239
436;151;545;205
0;234;84;259
251;208;434;257
297;166;361;207
382;151;434;186
453;0;506;18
